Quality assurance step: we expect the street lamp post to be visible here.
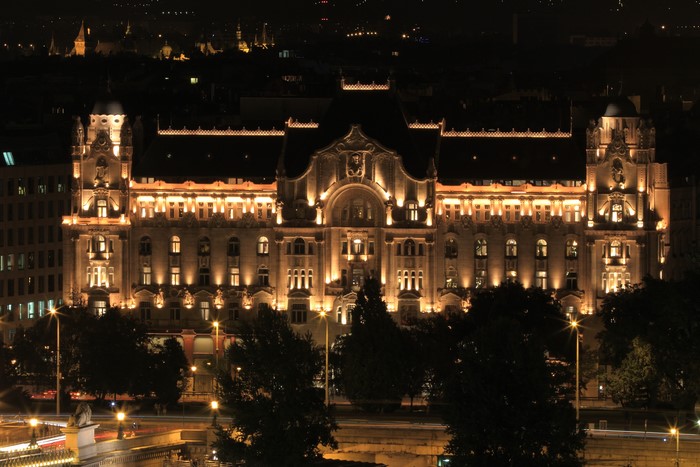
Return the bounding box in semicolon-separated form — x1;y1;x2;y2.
117;412;125;440
210;400;219;427
670;427;680;466
50;308;60;415
213;321;219;394
191;365;197;394
571;319;580;422
319;310;329;407
29;418;38;447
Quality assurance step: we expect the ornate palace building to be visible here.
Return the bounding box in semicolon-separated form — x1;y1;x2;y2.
61;82;669;386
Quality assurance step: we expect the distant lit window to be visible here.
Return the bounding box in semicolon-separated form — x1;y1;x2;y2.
2;151;14;166
505;239;517;257
475;239;488;258
536;239;548;259
566;239;578;259
257;237;269;255
190;77;199;84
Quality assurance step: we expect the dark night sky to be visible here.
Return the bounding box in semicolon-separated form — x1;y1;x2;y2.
3;0;700;36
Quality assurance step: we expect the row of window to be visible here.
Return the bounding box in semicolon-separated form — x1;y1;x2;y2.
446;238;580;259
445;268;578;291
0;225;62;248
137;201;274;221
0;274;62;297
0;250;62;272
0;199;66;222
442;204;582;223
0;176;67;197
0;299;61;324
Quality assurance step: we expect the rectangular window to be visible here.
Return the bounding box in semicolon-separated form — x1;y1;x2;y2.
200;301;210;321
228;302;240;321
94;300;107;316
229;267;240;287
535;271;547;289
290;303;308;324
170;303;181;321
171;267;181;286
140;301;151;321
97;199;107;218
142;266;152;285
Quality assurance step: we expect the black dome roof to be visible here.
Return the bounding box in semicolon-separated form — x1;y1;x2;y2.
604;97;638;117
91;99;124;116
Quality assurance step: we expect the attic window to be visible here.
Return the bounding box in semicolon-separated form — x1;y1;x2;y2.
101;118;108;124
166;153;172;159
472;155;477;160
552;155;557;161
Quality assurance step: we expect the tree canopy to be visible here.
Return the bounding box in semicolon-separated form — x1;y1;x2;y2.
598;274;700;408
437;284;584;465
214;306;336;466
337;278;407;412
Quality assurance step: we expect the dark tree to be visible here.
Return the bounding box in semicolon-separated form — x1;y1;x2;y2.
339;278;406;412
444;316;585;466
150;337;189;407
426;283;586;465
214;306;336;466
77;308;151;400
598;275;700;408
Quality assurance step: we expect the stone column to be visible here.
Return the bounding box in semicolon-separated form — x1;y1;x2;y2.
62;424;99;464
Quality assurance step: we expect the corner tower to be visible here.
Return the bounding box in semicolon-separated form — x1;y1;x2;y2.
63;100;133;312
584;97;669;307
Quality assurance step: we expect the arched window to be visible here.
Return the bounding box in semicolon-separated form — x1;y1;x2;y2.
475;239;488;258
139;236;152;256
611;202;624;223
257;237;269;255
170;236;181;254
257;266;270;286
610;240;622;258
198;237;211;256
293;238;306;255
445;267;458;288
566;239;578;259
406;202;419;221
404;239;416;256
445;238;458;258
96;235;107;253
227;237;240;256
505;239;517;258
536;239;548;259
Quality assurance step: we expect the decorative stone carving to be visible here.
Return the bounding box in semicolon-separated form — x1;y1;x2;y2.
181;212;198;228
67;402;92;427
238;212;257;228
208;212;226;228
90;130;112;157
551;215;563;230
520;215;533;229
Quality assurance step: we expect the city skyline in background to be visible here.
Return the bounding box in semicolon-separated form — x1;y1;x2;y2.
2;0;699;37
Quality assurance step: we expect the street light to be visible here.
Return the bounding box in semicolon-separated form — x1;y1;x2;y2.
117;412;125;440
318;310;330;407
29;418;38;447
570;318;580;422
210;400;219;427
191;365;197;394
670;427;680;467
49;308;61;415
213;320;219;367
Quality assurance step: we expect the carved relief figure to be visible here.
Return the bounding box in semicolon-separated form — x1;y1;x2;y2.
611;158;625;185
347;152;364;177
95;157;109;185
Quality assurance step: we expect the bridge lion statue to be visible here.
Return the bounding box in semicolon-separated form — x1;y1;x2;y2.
67;402;92;427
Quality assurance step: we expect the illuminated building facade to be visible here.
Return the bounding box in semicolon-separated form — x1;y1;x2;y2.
0;143;71;344
61;83;669;370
